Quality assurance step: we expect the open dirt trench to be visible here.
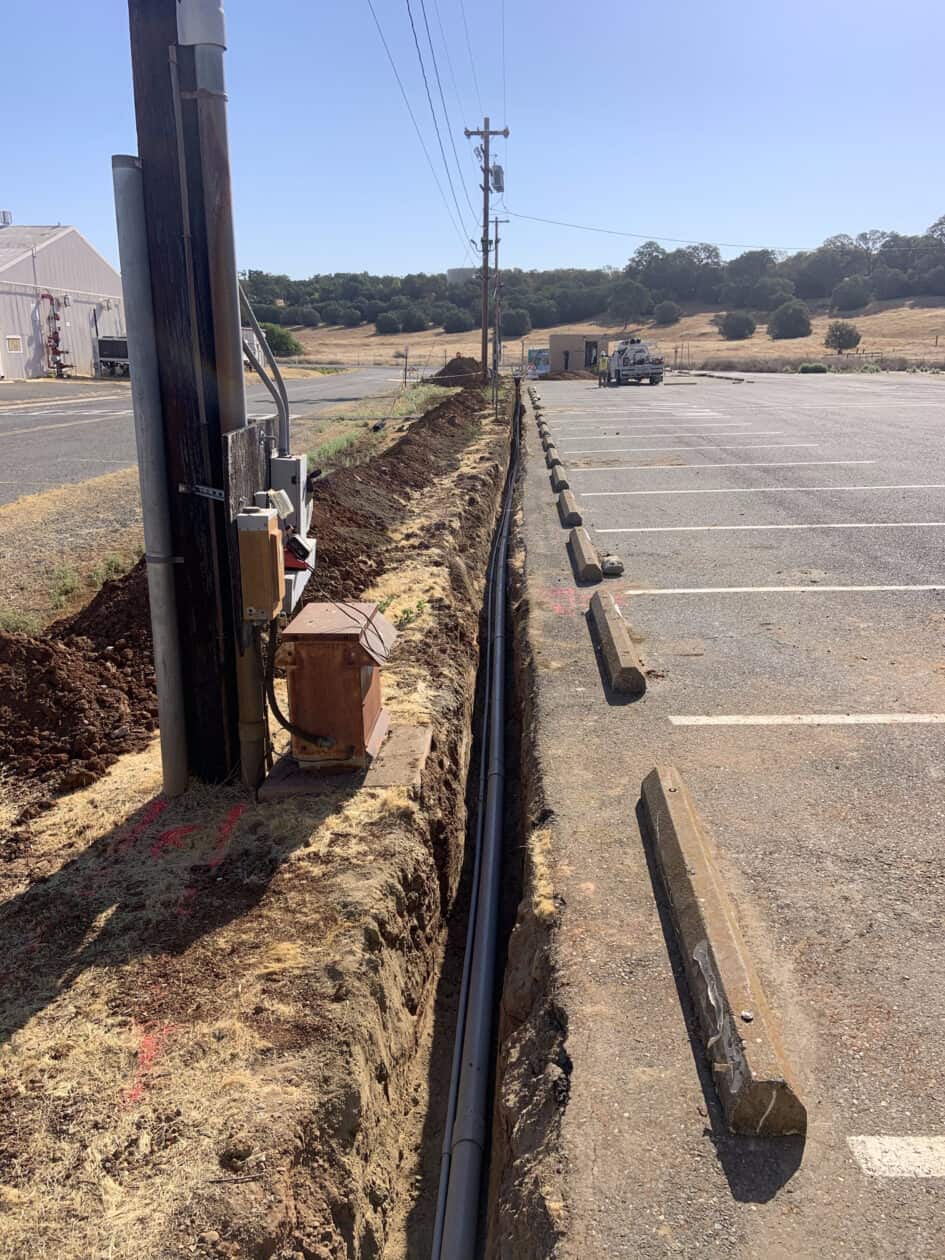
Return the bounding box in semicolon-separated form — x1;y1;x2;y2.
0;384;532;1259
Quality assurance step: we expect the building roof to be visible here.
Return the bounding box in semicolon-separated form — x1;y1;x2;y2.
0;225;72;275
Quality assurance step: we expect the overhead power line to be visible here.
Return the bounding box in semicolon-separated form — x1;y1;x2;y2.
405;0;477;240
458;0;483;117
431;0;470;120
418;0;478;221
500;206;814;253
365;0;474;262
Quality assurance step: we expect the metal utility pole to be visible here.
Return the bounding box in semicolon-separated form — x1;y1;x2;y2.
125;0;266;785
464;116;508;384
113;156;188;797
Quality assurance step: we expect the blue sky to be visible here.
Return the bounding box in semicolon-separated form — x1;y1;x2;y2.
5;0;944;277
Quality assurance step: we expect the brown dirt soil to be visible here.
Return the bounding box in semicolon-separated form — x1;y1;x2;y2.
431;355;481;386
0;388;486;824
0;563;157;820
304;385;488;602
0;383;512;1260
484;487;568;1259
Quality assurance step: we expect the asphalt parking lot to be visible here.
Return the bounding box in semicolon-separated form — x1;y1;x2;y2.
524;372;945;1257
0;367;395;505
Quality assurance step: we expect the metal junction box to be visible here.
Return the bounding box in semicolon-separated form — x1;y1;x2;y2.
270;454;310;533
236;506;284;623
277;602;397;770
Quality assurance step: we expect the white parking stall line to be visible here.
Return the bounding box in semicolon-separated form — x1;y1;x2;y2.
567;441;810;454
0;411;133;438
848;1137;945;1178
555;422;751;431
0;392;125;413
563;431;781;443
582;483;945;498
669;714;945;726
598;521;945;534
573;461;877;472
624;584;945;595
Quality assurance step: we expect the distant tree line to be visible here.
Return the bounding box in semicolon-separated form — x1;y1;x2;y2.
242;214;945;338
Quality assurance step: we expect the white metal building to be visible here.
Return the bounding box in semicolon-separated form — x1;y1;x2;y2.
0;220;125;380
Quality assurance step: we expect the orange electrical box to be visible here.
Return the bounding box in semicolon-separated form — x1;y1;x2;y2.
236;506;284;623
277;602;397;770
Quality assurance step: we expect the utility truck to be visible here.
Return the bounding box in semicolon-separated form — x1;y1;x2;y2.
609;337;663;386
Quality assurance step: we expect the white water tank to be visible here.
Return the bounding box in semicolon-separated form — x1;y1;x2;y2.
0;211;13;228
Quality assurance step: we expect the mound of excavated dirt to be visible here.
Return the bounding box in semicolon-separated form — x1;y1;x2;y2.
0;377;509;1260
54;557;152;655
306;385;484;600
0;563;156;819
432;355;481;386
546;368;594;380
0;388;486;820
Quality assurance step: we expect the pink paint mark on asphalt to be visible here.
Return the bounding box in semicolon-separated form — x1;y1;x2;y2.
540;584;630;616
541;585;590;616
124;1021;174;1105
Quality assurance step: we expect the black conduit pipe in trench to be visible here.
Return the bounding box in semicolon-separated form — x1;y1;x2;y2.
432;382;522;1259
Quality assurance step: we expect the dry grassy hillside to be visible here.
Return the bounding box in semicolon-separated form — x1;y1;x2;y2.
292;298;945;370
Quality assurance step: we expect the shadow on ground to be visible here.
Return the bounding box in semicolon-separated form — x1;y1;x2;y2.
0;780;359;1044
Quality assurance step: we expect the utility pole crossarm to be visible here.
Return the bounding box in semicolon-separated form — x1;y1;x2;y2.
464;116;509;384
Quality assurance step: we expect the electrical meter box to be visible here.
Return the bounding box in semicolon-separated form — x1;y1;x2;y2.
270;454;310;533
236;506;284;623
277;601;397;770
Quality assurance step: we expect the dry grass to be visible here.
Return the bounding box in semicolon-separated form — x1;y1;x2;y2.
631;299;945;366
0;470;144;628
0;388;508;1259
290;299;945;369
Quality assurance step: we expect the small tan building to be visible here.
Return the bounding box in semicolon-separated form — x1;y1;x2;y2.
548;332;610;374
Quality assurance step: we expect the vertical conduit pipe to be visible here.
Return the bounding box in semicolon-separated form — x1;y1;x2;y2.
112;155;188;797
437;388;520;1258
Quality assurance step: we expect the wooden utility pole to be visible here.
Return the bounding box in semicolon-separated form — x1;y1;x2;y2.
126;0;264;783
465;116;508;383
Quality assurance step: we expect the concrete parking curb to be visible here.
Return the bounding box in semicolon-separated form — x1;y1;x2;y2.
550;465;570;492
557;489;582;527
640;767;808;1137
545;445;562;469
567;526;602;583
588;591;645;694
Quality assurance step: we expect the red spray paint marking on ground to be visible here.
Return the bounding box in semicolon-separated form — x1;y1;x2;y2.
539;584;630;617
208;803;246;869
174;803;248;918
123;1021;174;1105
109;797;169;856
149;824;200;859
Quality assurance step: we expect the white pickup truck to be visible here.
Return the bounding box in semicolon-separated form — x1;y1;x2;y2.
609;337;663;386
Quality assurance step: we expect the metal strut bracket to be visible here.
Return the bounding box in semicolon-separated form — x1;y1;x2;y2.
178;482;225;502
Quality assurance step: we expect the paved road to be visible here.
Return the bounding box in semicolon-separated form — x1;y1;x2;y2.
0;367;395;505
522;373;945;1257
